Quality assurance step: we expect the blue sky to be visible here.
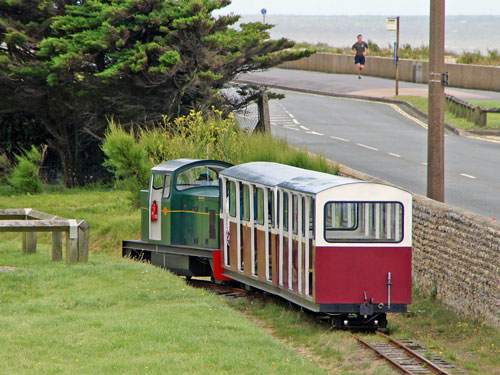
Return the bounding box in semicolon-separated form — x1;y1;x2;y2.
216;0;499;16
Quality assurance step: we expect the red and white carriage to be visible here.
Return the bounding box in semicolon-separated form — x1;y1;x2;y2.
219;162;412;327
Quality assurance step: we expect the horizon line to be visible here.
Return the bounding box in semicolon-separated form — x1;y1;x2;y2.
235;13;500;17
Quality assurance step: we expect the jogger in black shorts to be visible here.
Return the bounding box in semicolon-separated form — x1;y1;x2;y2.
351;34;369;79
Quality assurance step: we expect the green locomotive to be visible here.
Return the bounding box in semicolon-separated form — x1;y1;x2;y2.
124;159;232;279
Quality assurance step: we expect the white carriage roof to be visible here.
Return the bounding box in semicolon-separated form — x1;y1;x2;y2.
151;159;231;173
220;162;364;194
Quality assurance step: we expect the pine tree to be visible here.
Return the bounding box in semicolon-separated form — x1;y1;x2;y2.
0;0;313;187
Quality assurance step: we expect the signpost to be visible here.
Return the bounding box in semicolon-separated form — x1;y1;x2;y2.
261;8;267;24
386;17;400;96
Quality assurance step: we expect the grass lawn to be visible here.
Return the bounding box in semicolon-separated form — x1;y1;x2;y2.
0;190;324;375
2;189;500;374
395;96;500;130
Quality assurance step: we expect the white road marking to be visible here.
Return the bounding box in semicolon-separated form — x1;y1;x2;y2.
422;162;428;166
330;136;350;142
288;113;295;118
292;118;300;125
460;173;477;179
388;153;401;158
357;143;379;151
307;131;324;136
300;125;310;131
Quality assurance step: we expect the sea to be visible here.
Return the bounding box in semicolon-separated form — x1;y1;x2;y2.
235;15;500;55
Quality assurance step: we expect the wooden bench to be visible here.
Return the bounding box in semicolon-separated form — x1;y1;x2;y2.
0;209;89;263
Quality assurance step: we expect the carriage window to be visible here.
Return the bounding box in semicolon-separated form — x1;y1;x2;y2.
268;189;275;227
309;197;315;239
302;197;306;236
292;194;298;234
152;174;164;190
242;184;250;221
325;202;357;230
162;174;172;198
324;202;403;243
228;181;236;217
283;192;289;231
255;188;264;225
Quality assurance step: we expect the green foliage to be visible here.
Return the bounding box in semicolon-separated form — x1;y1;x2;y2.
0;152;12;184
102;112;338;205
6;145;45;194
457;49;500;66
101;121;150;206
1;0;313;188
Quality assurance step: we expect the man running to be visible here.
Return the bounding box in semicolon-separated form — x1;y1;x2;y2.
350;34;369;79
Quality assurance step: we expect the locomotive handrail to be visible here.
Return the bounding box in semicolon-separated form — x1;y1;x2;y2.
0;208;89;263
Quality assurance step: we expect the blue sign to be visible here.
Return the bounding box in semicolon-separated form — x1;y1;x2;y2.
261;8;267;15
393;42;397;66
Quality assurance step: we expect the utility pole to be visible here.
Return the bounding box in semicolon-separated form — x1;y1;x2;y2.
427;0;445;202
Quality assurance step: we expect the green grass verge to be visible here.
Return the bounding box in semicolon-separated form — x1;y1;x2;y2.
2;188;500;374
0;191;325;375
396;96;500;130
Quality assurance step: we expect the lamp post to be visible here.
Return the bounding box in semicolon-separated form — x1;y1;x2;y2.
427;0;445;202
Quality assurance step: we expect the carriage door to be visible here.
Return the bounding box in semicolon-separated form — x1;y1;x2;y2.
149;173;165;241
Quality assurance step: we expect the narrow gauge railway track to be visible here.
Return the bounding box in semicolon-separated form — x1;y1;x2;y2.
353;332;461;375
188;278;463;374
187;278;251;300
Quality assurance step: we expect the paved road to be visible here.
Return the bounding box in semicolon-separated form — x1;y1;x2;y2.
237;69;500;218
240;68;500;101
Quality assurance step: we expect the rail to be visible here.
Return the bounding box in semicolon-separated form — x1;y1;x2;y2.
352;331;457;375
0;208;89;263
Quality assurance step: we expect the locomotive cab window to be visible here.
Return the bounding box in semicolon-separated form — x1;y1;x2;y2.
162;174;172;198
176;166;219;191
152;174;164;190
324;201;403;243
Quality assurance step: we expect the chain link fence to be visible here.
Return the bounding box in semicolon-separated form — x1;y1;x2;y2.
233;101;259;132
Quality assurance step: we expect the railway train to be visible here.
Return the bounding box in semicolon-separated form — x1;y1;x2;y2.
122;158;413;328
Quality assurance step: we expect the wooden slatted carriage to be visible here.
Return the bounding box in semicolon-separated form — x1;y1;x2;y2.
219;162;412;322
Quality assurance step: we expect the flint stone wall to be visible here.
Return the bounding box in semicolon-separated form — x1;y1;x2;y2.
339;164;500;327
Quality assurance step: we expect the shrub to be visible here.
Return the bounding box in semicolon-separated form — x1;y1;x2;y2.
102;110;338;206
7;145;45;194
101;121;151;205
0;153;12;183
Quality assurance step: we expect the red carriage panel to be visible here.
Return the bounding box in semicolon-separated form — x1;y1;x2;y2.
314;246;412;304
